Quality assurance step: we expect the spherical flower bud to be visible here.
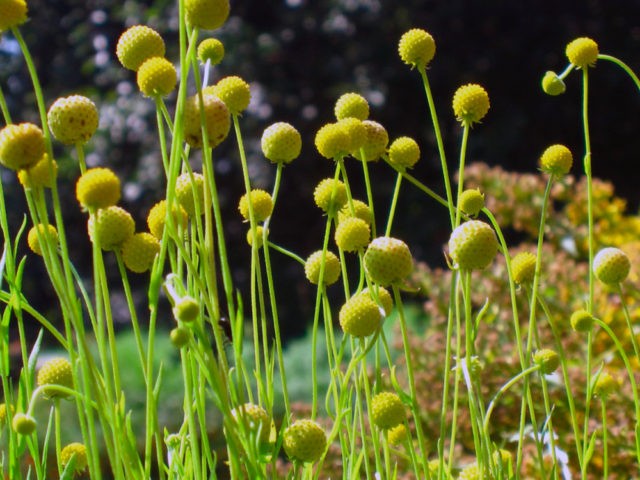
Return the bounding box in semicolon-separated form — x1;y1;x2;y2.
458;188;485;217
47;95;99;145
0;403;14;424
0;0;28;32
315;123;350;159
593;247;630;285
453;84;490;125
147;200;188;240
352;120;388;162
122;232;160;273
37;357;74;398
60;443;88;475
570;309;594;333
566;37;599;69
371;391;405;430
0;123;46;171
335;217;370;253
542;71;566;96
448;220;498;271
176;172;205;217
210;76;251;115
27;224;58;256
458;462;479;480
18;154;58;189
533;348;560;374
334;92;370;121
197;38;225;65
338;199;373;226
137;57;177;97
339;292;382;338
261;122;302;164
283;419;326;463
185;0;230;30
493;449;513;471
387;424;408;446
170;327;190;348
76;167;121;210
398;28;436;69
304;250;341;286
116;25;165;71
183;92;230;148
12;413;36;435
511;251;536;285
88;206;135;251
313;178;348;215
238;189;274;222
593;372;620;399
246;226;268;248
173;296;200;323
231;403;272;444
388;136;420;169
361;286;393;317
364;237;413;286
336;117;366;154
540;144;573;177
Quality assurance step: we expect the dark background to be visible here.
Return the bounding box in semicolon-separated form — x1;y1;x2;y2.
2;0;640;340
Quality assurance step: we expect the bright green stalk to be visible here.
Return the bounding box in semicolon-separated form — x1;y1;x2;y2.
598;55;640;92
601;398;609;480
385;173;403;236
359;154;378;237
454;124;470;228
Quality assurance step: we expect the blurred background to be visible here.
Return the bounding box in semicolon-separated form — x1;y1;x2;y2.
2;0;640;341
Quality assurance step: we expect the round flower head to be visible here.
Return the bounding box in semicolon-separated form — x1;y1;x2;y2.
566;37;599;69
387;424;408;446
363;236;413;286
12;413;36;435
185;0;230;30
352;120;388;162
458;462;479;480
398;28;436;69
511;251;536;284
76;167;121;210
313;178;348;216
18;154;58;189
210;76;251;115
314;123;350;159
338;199;373;226
183;91;230;148
541;71;566;96
448;220;498;271
388;136;420;169
122;232;160;273
371;391;405;430
116;25;165;71
246;226;268;248
47;95;99;145
0;0;27;32
334;92;369;121
304;250;341;286
493;449;513;472
27;224;58;256
593;372;620;399
339;292;382;338
458;188;485;217
37;357;74;398
335;217;370;252
283;419;326;463
593;247;630;285
232;403;272;444
176;172;205;217
137;57;177;97
0;403;14;424
453;84;490;125
88;206;135;251
170;327;190;348
147;200;188;240
60;442;88;475
197;38;225;65
173;296;200;323
533;348;560;374
361;286;393;317
261;122;301;164
336;117;367;154
570;309;594;333
0;123;46;171
540;144;573;177
238;189;274;223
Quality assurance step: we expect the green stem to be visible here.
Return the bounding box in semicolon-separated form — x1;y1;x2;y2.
598;54;640;92
454;124;470;228
385;173;403;236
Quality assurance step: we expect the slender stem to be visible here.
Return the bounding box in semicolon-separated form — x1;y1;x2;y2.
601;399;608;480
598;54;640;92
454;125;470;228
385;173;403;236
